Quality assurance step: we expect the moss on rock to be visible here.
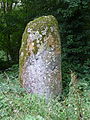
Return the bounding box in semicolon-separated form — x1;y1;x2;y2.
19;15;61;95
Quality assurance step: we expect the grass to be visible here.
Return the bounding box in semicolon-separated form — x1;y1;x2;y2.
0;64;90;120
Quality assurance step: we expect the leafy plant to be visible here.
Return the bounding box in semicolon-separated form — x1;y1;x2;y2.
0;65;90;120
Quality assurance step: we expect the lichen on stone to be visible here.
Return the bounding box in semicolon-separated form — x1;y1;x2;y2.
19;15;62;100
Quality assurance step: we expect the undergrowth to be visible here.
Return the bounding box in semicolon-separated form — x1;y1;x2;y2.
0;64;90;120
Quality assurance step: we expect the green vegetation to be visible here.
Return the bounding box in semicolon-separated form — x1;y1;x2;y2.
0;65;90;120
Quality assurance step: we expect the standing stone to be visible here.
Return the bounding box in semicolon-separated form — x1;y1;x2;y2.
19;15;62;100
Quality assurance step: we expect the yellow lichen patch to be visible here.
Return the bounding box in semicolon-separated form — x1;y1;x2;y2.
27;42;34;52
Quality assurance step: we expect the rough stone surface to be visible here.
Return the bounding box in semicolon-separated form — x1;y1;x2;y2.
19;15;62;100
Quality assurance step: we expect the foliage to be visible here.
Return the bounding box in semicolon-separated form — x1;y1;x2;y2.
0;0;89;63
0;50;7;61
0;65;90;120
